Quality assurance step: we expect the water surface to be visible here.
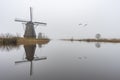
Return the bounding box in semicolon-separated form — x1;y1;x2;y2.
0;40;120;80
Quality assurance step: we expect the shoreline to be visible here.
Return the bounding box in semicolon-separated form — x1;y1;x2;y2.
61;38;120;43
0;37;50;45
17;38;50;45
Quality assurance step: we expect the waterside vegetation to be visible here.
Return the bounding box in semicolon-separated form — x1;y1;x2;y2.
0;33;50;45
62;38;120;43
17;38;50;45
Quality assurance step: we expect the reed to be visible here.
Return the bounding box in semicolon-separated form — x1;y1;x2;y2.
0;37;17;45
17;38;50;45
0;33;50;45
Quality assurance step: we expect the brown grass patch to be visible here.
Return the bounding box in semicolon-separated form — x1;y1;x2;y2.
17;38;50;45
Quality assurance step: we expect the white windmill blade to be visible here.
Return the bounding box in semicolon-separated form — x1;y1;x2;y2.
15;18;29;22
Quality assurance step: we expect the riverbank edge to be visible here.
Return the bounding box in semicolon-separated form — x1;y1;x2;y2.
0;38;50;45
61;38;120;43
17;38;50;45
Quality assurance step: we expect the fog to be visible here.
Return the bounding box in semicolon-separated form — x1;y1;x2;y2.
0;0;120;39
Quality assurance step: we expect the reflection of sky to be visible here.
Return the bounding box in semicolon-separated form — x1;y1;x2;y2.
0;0;120;39
0;41;120;79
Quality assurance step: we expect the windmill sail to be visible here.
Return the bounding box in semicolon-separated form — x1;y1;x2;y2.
30;7;33;22
34;22;47;25
15;7;47;38
15;19;29;22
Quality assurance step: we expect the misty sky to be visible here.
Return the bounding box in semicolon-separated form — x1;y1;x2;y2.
0;0;120;39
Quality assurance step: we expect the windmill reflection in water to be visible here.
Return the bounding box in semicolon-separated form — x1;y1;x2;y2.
15;44;47;76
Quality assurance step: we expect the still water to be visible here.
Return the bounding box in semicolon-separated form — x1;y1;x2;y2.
0;40;120;80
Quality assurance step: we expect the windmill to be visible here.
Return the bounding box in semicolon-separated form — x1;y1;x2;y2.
15;7;47;38
15;45;47;76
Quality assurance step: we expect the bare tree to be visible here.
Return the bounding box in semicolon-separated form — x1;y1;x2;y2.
95;33;101;39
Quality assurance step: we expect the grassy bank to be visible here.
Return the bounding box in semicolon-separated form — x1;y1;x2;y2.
17;38;50;45
61;38;120;43
0;38;17;45
0;37;50;45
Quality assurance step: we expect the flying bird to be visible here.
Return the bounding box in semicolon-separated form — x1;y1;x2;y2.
79;23;88;27
79;23;82;25
84;24;87;27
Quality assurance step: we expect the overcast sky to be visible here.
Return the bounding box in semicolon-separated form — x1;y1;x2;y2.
0;0;120;39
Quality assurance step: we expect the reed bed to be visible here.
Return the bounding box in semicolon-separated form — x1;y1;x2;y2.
0;38;50;45
0;37;17;45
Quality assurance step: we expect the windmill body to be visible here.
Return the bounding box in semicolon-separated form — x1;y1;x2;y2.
15;7;47;38
24;21;36;38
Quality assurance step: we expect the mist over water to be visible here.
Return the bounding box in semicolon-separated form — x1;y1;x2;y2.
0;0;120;79
0;40;120;80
